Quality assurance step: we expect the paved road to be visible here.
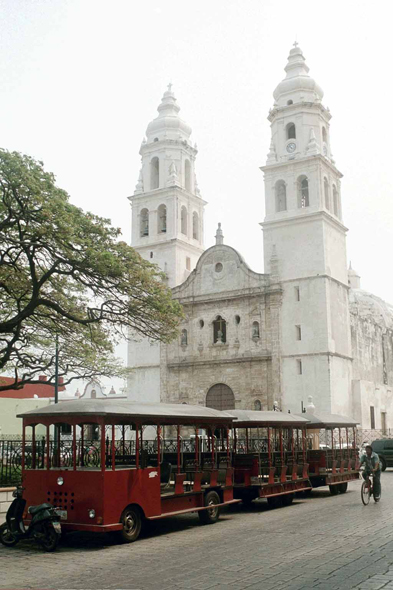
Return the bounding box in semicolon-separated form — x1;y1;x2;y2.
2;474;393;590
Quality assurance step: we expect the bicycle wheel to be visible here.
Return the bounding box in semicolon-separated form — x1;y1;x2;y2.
361;479;371;505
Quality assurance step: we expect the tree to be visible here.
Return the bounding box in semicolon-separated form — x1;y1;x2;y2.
0;149;183;391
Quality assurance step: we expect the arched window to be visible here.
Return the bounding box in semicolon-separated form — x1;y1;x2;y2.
254;400;262;411
275;180;287;212
185;159;191;192
333;184;339;216
287;100;293;106
206;383;235;411
158;204;167;233
322;127;327;143
140;208;149;237
192;211;199;240
213;316;226;344
286;123;296;140
297;176;309;208
181;206;188;235
324;177;330;210
150;157;159;190
181;329;188;346
252;321;260;339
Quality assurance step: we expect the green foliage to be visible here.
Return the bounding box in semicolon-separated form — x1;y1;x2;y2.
0;149;183;391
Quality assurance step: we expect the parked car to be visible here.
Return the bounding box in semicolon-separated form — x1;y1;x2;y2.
371;439;393;471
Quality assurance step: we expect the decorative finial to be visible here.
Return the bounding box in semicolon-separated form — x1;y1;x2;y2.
134;168;144;195
266;139;277;165
167;161;180;187
306;127;320;156
306;395;316;415
293;40;298;48
215;223;224;245
167;82;172;92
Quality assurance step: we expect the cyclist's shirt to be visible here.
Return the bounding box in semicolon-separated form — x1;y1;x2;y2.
359;451;381;472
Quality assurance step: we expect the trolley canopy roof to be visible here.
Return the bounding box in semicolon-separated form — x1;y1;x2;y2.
225;410;309;427
18;399;235;426
294;412;358;428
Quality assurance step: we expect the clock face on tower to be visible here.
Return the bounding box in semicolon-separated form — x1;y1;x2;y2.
286;142;296;153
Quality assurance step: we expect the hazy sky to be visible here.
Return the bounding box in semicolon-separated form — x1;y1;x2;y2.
1;0;392;392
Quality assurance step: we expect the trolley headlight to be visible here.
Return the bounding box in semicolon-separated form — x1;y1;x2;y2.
88;509;96;519
57;477;64;486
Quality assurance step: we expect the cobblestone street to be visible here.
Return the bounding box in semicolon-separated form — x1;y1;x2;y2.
2;474;393;590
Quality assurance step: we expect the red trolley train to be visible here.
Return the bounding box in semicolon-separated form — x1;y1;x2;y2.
18;400;239;542
299;412;360;494
227;410;312;507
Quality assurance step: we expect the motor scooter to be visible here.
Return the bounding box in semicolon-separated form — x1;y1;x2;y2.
0;486;61;551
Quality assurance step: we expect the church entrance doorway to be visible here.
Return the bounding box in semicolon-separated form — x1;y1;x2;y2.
206;383;235;411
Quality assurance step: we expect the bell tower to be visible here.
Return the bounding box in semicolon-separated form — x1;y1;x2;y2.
261;44;353;415
129;84;206;287
127;85;206;402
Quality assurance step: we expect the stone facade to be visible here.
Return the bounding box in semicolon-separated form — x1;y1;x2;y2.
160;242;282;410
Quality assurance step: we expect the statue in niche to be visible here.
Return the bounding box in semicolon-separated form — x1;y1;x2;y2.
252;322;260;339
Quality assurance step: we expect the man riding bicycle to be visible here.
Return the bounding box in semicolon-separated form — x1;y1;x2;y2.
359;444;381;500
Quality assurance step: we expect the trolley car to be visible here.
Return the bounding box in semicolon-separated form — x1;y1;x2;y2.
227;410;312;507
18;400;239;542
299;412;360;494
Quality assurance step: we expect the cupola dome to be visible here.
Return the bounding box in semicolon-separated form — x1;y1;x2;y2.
146;84;192;142
273;43;324;107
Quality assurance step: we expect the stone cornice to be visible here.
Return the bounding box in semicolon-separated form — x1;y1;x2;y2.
166;353;272;369
267;101;332;123
172;286;282;305
128;186;207;207
261;153;343;178
260;209;348;233
140;138;197;158
280;274;350;291
282;351;353;361
137;238;204;255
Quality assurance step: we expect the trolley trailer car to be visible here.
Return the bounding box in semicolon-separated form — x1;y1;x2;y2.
227;410;312;507
17;400;239;542
298;412;360;495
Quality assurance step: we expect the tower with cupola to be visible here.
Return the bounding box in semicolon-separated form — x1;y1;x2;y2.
127;85;206;402
261;44;353;415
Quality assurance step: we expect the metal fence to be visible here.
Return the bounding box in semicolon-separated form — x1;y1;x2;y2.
1;429;392;486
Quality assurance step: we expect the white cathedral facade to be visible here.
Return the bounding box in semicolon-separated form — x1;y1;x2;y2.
127;44;393;431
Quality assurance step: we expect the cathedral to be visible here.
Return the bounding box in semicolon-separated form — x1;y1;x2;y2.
127;44;393;431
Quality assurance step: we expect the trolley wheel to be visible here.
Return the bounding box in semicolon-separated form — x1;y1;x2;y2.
301;488;312;498
199;491;221;525
241;493;256;507
0;523;19;547
361;480;371;505
338;482;348;494
380;457;387;472
120;505;142;543
281;494;294;506
329;485;339;496
267;496;283;509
